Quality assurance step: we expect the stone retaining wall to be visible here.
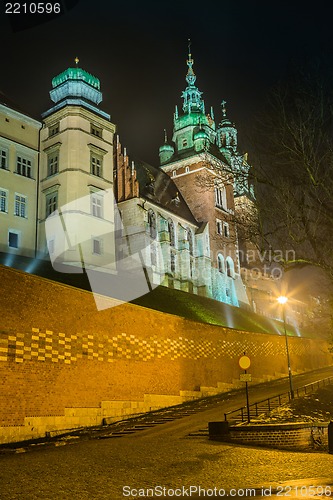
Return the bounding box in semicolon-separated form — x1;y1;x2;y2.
209;421;329;451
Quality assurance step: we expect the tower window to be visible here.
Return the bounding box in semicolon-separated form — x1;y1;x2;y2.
91;193;103;218
49;123;59;137
91;154;102;177
224;222;230;238
14;194;27;218
226;257;235;278
214;181;227;210
216;219;223;235
182;139;188;147
16;156;32;178
218;254;225;273
91;125;102;138
46;192;58;217
47;151;59;176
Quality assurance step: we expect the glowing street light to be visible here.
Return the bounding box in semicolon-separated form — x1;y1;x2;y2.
277;296;294;399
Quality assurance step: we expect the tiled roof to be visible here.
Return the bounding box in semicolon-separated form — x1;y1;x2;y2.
134;160;198;225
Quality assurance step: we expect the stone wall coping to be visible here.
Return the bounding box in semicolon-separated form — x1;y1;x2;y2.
230;422;329;432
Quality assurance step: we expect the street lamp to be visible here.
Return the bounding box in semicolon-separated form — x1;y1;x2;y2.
277;296;295;399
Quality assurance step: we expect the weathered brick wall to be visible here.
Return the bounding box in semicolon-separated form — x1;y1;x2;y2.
0;265;332;443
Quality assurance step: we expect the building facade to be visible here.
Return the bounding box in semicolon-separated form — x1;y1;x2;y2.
0;55;264;310
0;93;41;258
37;64;116;274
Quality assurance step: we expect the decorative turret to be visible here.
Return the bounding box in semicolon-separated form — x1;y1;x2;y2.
193;127;208;152
216;100;237;154
159;129;175;164
42;57;110;120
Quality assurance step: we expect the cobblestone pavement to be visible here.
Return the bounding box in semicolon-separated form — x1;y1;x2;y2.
1;368;333;500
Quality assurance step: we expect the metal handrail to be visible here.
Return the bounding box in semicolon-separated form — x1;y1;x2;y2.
224;375;333;422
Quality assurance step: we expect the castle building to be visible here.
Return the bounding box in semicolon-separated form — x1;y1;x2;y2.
0;92;41;258
0;53;257;309
114;47;252;307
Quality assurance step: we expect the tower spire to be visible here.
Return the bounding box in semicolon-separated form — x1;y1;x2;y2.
181;39;204;114
221;100;227;118
186;38;196;86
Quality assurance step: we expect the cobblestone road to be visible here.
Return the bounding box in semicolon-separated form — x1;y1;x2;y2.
1;368;333;500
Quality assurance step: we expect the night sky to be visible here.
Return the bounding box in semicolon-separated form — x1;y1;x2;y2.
1;1;333;165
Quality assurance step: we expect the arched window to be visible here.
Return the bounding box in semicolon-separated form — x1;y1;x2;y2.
217;254;225;273
226;256;235;278
187;228;194;256
168;219;175;247
148;209;156;239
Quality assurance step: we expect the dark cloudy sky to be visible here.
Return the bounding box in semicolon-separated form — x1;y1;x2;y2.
1;1;333;164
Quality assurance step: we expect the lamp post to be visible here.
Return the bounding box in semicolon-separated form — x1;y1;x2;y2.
277;296;295;399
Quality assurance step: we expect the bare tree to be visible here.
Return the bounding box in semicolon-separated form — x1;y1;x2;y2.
244;59;333;282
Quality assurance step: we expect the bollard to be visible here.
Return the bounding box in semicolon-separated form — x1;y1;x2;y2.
328;421;333;454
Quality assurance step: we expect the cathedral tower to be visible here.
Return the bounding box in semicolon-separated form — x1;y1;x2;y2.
159;43;249;307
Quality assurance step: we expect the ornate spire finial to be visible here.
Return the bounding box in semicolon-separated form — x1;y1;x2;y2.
75;56;79;66
221;100;227;117
186;38;196;86
164;128;168;143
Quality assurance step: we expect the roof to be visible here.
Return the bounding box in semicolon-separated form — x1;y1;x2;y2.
52;67;100;90
134;160;198;225
162;142;231;168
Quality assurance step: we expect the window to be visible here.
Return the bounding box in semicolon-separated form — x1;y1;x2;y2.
14;194;27;218
46;192;58;217
148;209;157;239
47;151;58;176
91;154;102;177
218;254;225;273
16;156;32;178
224;222;230;238
92;238;102;255
168;219;175;247
214;181;227;210
185;166;190;173
170;250;176;273
0;189;8;213
187;228;194;256
8;231;19;249
91;193;103;218
226;257;235;278
182;139;188;147
172;170;176;177
91;125;102;138
0;149;7;170
216;219;223;235
49;123;59;137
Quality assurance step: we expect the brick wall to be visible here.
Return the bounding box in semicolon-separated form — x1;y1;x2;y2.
0;265;332;443
210;422;329;451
